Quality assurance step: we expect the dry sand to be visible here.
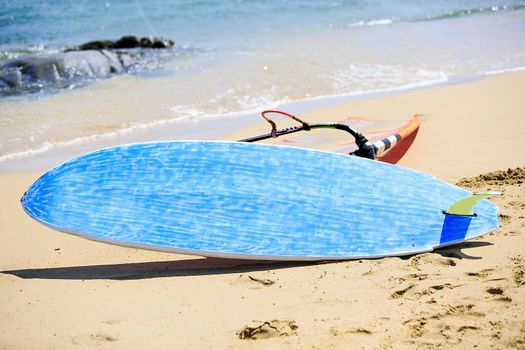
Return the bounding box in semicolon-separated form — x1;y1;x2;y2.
1;72;524;349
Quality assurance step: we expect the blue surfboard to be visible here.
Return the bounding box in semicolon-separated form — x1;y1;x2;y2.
21;141;499;261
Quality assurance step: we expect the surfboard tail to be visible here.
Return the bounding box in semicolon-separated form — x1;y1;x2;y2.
439;192;501;246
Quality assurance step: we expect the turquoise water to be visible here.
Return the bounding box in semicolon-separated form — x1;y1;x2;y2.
2;1;525;50
0;1;525;163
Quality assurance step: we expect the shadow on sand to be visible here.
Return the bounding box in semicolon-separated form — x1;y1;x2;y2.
2;241;493;281
2;257;312;281
433;240;493;260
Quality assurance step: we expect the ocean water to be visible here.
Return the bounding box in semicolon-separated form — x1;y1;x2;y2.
1;1;525;164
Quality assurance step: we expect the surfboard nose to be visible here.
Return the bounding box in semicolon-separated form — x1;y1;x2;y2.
20;186;33;216
20;178;45;220
20;186;31;207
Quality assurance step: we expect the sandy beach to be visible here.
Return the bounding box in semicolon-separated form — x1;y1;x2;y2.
1;71;524;349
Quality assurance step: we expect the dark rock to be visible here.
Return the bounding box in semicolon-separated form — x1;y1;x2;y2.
114;35;141;49
139;37;154;48
0;50;131;89
0;35;175;91
0;69;22;89
75;36;175;50
78;40;115;51
152;37;175;49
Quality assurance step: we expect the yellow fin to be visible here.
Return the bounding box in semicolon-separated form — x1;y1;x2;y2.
446;192;501;216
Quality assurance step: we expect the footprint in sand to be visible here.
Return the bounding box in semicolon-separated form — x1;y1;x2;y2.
465;268;494;279
329;326;372;336
71;333;117;345
233;274;277;289
404;317;427;338
441;325;480;343
404;304;486;340
390;283;415;299
410;253;456;269
400;273;431;281
457;325;479;334
237;319;298;340
485;286;504;295
416;283;455;297
392;276;457;300
485;286;513;302
499;213;512;226
511;256;525;286
444;304;484;317
507;201;525;210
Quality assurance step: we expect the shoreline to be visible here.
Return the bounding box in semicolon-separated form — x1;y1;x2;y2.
1;69;524;175
1;75;445;172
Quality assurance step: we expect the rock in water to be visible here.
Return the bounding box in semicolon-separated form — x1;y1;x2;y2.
77;40;115;51
77;35;175;50
0;35;174;91
0;50;128;89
